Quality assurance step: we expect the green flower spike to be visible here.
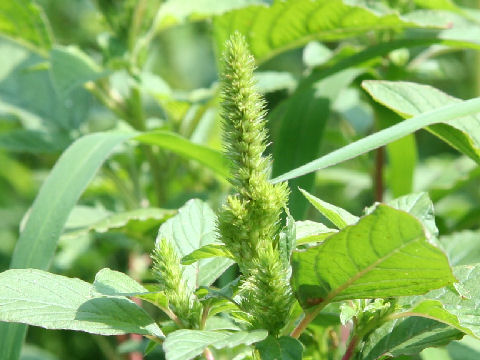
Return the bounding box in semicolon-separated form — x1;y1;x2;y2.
152;238;202;329
218;32;294;336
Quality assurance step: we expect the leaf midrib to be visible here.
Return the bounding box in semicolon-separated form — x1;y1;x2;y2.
320;234;425;304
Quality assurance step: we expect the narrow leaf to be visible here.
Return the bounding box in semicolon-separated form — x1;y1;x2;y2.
0;132;133;360
299;188;358;229
362;81;480;163
10;132;134;271
136;130;230;179
181;244;234;265
272;69;362;217
292;205;455;307
0;269;163;337
273;97;480;183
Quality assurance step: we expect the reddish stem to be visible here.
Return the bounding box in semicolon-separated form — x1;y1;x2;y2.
342;335;359;360
203;348;215;360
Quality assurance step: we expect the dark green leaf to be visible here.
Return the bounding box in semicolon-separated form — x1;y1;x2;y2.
256;335;303;360
272;69;362;217
361;316;463;360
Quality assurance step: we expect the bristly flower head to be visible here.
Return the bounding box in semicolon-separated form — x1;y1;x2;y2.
217;32;293;335
152;238;202;328
218;32;289;264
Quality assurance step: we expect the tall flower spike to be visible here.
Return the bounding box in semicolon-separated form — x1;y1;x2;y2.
218;32;289;265
218;32;293;335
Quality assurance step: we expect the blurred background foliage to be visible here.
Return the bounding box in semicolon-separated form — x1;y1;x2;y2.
1;0;480;359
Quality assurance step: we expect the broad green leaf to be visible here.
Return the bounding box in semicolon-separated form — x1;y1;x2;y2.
155;0;268;30
361;316;463;360
272;95;480;183
0;132;133;360
93;268;149;296
255;335;303;360
181;244;234;265
299;188;358;229
272;69;362;217
405;264;480;338
385;192;438;239
292;205;454;307
0;269;163;337
295;221;336;246
0;130;67;153
156;199;233;289
136;130;230;179
213;0;429;64
50;46;110;94
0;0;52;50
163;329;267;360
362;81;480;163
439;230;480;266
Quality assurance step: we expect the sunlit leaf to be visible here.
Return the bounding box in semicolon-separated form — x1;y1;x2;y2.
0;269;163;337
292;205;454;307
